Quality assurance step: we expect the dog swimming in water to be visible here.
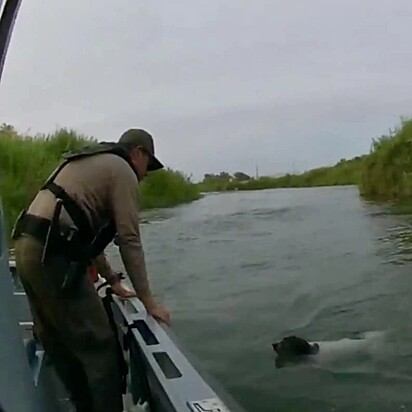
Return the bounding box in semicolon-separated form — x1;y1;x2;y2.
272;332;386;369
272;336;319;368
273;336;319;356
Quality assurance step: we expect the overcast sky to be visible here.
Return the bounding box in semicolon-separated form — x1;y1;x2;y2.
1;0;412;180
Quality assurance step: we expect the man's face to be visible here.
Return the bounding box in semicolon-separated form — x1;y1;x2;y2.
130;146;149;181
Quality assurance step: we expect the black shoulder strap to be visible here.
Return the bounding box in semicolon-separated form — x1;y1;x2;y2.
40;156;94;239
40;142;135;240
41;159;69;190
45;181;94;241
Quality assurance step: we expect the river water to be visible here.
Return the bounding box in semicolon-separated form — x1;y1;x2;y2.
108;186;412;412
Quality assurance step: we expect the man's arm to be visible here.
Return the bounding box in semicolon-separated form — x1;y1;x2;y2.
91;252;137;299
91;253;119;285
107;159;153;304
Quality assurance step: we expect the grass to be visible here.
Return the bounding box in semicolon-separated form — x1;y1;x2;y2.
358;117;412;205
0;124;201;238
140;168;202;209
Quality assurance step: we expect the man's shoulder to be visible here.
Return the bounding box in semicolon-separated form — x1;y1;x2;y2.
60;151;138;188
90;152;134;172
97;152;138;182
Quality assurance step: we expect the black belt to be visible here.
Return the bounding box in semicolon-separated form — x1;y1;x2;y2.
13;211;111;266
13;213;78;247
13;213;52;244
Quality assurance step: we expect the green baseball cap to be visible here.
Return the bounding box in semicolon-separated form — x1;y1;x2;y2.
118;128;164;171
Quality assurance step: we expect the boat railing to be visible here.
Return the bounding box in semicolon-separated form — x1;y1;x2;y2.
106;288;245;412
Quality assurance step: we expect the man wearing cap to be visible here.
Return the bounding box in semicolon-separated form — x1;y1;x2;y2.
13;128;170;412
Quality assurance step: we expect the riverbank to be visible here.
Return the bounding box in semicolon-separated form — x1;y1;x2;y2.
197;156;365;192
197;117;412;215
0;125;201;237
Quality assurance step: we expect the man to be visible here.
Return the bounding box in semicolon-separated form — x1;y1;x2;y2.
13;128;171;412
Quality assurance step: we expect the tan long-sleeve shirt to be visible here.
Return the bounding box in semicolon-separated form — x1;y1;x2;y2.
27;152;151;299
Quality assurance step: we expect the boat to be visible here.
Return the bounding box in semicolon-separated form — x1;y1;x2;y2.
0;1;246;411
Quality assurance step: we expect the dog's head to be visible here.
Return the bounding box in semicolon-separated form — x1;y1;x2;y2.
272;336;319;357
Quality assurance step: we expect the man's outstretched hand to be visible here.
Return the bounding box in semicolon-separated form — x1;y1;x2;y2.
148;303;171;327
111;281;137;299
142;296;171;327
111;283;171;326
